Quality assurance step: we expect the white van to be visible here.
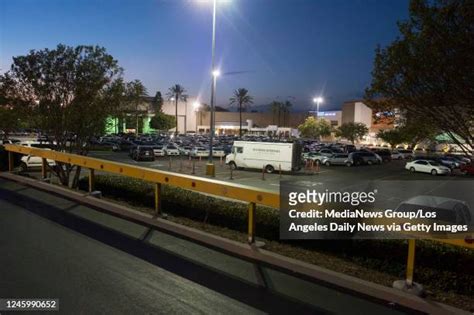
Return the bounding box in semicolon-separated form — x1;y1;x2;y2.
225;141;302;173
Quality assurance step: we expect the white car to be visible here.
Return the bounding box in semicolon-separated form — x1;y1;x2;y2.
302;152;326;164
405;159;451;175
179;146;192;156
152;146;165;157
212;147;226;157
20;154;56;172
190;147;209;158
164;144;180;156
391;150;405;160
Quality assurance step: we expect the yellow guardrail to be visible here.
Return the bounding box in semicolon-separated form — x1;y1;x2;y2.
4;144;279;243
3;144;473;289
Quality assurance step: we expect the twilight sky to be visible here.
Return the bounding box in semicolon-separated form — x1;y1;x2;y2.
0;0;409;111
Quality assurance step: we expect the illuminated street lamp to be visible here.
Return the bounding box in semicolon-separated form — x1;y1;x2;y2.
207;0;219;176
197;0;228;176
313;97;324;117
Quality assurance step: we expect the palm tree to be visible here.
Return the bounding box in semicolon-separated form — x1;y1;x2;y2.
167;84;186;135
229;88;253;138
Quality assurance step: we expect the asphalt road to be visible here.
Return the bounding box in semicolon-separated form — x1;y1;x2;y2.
0;181;267;314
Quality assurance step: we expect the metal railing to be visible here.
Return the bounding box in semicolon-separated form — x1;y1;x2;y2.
2;144;473;291
4;144;279;243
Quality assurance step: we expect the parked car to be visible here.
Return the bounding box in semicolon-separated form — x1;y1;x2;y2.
179;146;192;156
20;153;56;172
391;150;405;160
396;149;415;159
164;144;180;156
212;147;226;157
460;163;474;175
444;154;471;165
131;146;155;161
190;147;209;158
437;156;464;169
318;148;339;157
349;151;381;165
321;154;353;167
151;145;165;157
343;144;357;153
395;195;472;229
372;149;392;163
302;152;326;164
405;159;451;175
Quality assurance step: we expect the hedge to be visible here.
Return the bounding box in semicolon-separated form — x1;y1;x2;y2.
78;175;280;239
78;175;474;295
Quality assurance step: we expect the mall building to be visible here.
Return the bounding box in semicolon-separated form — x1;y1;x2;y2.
105;96;387;141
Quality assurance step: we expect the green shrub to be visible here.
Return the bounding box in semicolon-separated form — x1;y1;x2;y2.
78;175;280;239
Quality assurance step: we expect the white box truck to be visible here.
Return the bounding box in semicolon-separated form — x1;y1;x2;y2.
225;141;302;173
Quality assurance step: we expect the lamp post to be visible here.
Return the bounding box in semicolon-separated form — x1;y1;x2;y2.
313;97;324;118
206;0;219;176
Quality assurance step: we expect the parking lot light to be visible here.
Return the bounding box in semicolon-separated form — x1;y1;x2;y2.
313;96;324;117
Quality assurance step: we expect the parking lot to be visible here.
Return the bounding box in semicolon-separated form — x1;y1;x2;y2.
89;150;468;192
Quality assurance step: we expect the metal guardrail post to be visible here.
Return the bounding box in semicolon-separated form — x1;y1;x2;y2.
89;169;95;193
248;202;256;244
41;158;47;179
8;151;14;172
154;183;162;215
261;165;265;180
406;239;416;286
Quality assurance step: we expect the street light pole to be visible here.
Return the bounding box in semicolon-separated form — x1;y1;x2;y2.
206;0;218;176
313;97;324;118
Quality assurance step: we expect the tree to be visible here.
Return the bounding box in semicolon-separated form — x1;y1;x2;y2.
365;0;474;155
149;112;176;131
336;122;368;144
400;118;439;147
0;106;20;140
2;44;123;187
167;84;186;135
377;128;406;148
151;91;163;113
125;80;148;136
229;88;253;138
298;116;332;139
